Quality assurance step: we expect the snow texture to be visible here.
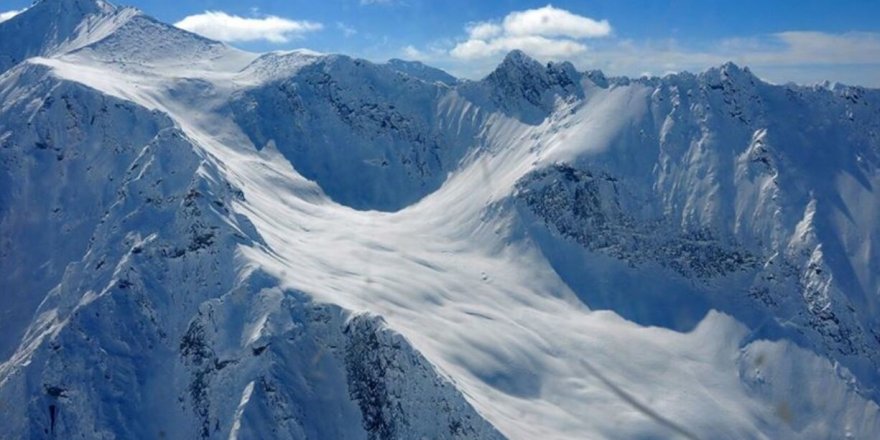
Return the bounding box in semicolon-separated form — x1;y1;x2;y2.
2;1;880;439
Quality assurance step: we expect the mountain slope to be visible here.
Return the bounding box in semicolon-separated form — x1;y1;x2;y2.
385;59;458;86
513;62;880;388
2;2;880;439
0;0;133;73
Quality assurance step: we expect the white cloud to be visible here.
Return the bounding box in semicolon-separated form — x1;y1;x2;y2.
577;32;880;73
764;31;880;65
452;35;587;60
0;8;24;23
502;5;611;39
565;31;880;87
450;5;610;60
402;45;425;60
397;42;455;64
408;29;880;87
467;22;502;40
397;7;880;86
360;0;395;5
174;11;322;44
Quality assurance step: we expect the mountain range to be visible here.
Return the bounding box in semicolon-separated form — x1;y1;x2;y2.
2;0;880;438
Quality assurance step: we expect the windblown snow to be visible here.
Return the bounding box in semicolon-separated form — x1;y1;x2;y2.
2;1;880;439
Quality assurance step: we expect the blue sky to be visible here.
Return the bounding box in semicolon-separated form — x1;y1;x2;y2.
2;0;880;86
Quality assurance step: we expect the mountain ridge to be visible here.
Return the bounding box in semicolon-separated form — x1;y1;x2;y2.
2;2;880;439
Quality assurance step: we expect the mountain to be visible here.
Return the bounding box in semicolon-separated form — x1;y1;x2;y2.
384;58;459;86
0;0;131;73
2;1;880;439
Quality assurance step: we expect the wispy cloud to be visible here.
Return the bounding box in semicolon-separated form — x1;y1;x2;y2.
336;22;357;38
450;5;611;60
402;45;425;60
399;10;880;87
571;31;880;85
752;31;880;66
0;8;24;23
174;11;322;44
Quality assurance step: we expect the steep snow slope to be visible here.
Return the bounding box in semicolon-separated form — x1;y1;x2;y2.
1;51;500;440
228;54;474;211
0;62;174;360
512;63;880;388
0;0;134;74
2;1;880;439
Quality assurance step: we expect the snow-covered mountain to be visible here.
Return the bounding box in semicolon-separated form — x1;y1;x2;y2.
2;1;880;438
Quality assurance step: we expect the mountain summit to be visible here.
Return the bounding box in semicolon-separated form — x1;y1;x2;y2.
2;4;880;440
0;0;127;72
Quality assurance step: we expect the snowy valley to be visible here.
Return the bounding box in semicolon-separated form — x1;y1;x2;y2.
1;1;880;439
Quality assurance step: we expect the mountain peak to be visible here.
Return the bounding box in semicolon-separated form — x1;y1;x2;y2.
499;49;543;71
720;61;752;76
503;49;529;61
474;49;583;123
3;3;880;439
705;61;757;83
484;49;549;87
0;0;126;73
